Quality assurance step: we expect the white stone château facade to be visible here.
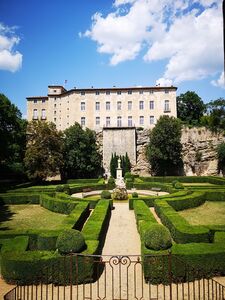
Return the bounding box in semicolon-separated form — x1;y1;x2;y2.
27;85;177;172
27;85;177;131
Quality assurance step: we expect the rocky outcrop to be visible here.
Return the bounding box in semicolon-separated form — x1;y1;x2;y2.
181;127;224;176
132;127;225;176
131;129;151;176
97;127;225;176
96;130;103;157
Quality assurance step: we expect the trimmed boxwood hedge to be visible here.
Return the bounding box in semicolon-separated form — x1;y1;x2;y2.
139;176;225;185
129;190;190;210
40;194;78;214
154;199;210;243
0;193;40;205
0;200;111;284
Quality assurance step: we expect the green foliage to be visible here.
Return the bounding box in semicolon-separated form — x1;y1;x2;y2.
144;224;172;250
82;200;111;242
1;236;29;253
0;193;40;204
0;94;27;179
217;142;225;173
56;185;64;192
63;123;102;179
100;190;111;199
132;192;138;198
146;116;183;176
40;194;77;214
63;184;71;195
204;98;225;132
110;153;117;178
177;91;206;125
154;197;210;243
56;229;86;254
107;177;115;189
174;181;184;189
124;172;133;179
24;121;64;182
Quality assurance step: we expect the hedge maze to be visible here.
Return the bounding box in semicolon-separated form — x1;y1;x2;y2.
131;176;225;283
0;180;111;284
1;176;225;285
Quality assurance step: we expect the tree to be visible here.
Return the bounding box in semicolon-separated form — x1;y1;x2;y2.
205;98;225;132
217;142;225;174
0;94;27;178
63;123;102;178
24;121;64;181
177;91;206;125
146;116;183;175
110;153;118;178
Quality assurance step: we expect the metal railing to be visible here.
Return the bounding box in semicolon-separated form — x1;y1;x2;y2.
4;254;225;300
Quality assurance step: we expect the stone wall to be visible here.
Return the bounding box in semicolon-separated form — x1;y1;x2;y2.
97;127;225;176
181;127;224;176
102;127;136;173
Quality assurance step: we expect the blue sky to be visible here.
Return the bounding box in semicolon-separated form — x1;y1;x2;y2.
0;0;224;117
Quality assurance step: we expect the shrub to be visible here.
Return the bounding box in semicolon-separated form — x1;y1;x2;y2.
101;190;111;199
124;172;133;179
174;181;184;189
107;177;115;189
56;185;64;192
126;177;133;189
172;180;178;188
144;224;172;251
63;184;71;195
56;229;86;254
132;192;138;198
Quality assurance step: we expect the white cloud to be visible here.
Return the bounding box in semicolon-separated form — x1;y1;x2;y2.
0;23;22;72
156;77;173;87
211;72;225;89
82;0;223;87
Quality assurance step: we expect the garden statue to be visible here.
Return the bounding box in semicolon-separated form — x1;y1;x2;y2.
114;157;128;199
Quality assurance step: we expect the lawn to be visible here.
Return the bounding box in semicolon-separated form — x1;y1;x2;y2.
0;205;67;231
179;201;225;225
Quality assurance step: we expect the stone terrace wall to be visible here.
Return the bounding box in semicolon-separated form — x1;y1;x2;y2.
97;127;225;176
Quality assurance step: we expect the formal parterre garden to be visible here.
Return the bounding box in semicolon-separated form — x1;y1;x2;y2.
1;176;225;285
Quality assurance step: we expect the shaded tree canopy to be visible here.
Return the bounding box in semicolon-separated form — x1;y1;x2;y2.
177;91;206;125
0;93;27;178
24;121;64;181
217;142;225;173
204;98;225;132
63;122;102;179
146;116;183;176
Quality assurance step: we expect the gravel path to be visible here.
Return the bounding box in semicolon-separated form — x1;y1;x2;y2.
102;202;141;255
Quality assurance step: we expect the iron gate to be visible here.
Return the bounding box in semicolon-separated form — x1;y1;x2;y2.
4;254;225;300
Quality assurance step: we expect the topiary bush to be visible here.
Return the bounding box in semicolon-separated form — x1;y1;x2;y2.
124;172;133;179
132;192;138;198
56;229;86;254
56;185;64;192
174;181;184;189
144;224;172;251
63;184;71;195
101;190;111;199
107;177;115;189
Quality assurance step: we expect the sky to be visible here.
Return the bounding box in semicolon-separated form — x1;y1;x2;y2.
0;0;224;117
